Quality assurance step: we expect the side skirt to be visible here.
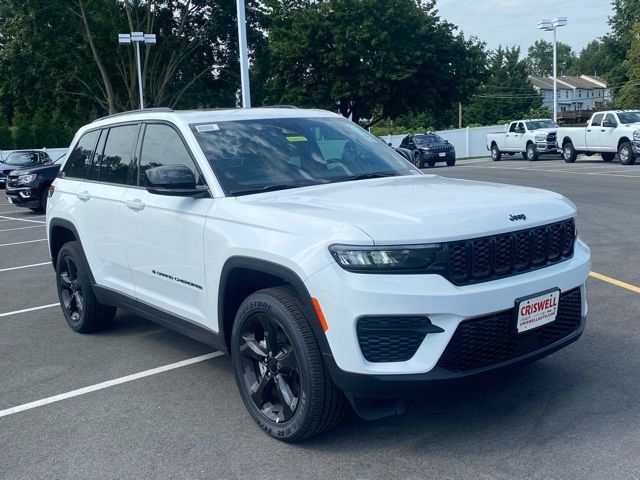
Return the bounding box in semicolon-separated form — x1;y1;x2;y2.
93;285;228;354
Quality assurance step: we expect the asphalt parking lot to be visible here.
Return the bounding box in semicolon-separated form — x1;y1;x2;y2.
1;156;639;480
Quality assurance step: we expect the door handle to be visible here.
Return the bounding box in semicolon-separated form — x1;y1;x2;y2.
587;129;591;132
125;199;146;211
601;129;606;132
77;191;91;202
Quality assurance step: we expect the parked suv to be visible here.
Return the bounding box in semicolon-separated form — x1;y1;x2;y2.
5;155;63;211
47;108;590;442
0;150;52;187
400;133;456;168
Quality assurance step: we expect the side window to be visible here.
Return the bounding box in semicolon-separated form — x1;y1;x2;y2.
604;113;617;127
98;124;139;185
591;114;603;127
400;136;409;148
517;122;525;132
139;123;202;185
62;130;100;179
508;123;517;133
88;129;108;181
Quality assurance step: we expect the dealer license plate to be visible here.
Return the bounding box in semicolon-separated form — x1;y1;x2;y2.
516;289;560;333
439;152;446;157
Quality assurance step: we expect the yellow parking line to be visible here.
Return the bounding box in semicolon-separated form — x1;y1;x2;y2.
589;271;640;294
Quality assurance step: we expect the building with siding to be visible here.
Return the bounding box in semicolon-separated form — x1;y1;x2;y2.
529;75;612;112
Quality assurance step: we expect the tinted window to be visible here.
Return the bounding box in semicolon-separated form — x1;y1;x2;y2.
4;151;39;166
525;120;558;130
138;124;201;186
63;130;100;179
88;130;107;181
591;114;603;127
414;134;445;145
98;125;139;185
508;123;517;133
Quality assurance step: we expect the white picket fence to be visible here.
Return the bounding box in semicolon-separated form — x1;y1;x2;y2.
382;125;506;158
0;148;68;162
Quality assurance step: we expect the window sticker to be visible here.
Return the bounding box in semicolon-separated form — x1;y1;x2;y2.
287;136;308;142
196;124;220;132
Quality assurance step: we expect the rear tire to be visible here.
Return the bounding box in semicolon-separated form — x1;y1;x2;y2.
55;241;116;333
526;143;539;161
618;142;636;165
491;144;502;161
562;142;578;163
601;153;615;162
231;286;346;442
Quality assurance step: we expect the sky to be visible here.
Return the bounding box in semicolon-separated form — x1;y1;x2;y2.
436;0;614;55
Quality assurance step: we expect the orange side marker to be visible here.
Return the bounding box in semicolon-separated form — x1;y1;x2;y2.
312;297;329;332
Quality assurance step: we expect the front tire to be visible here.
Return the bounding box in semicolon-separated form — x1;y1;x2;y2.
231;286;346;442
562;142;578;163
446;157;456;167
526;143;539;161
55;241;116;332
491;144;502;161
618;142;636;165
413;152;423;169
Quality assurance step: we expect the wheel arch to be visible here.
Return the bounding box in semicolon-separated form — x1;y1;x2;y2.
618;136;631;149
49;218;80;266
217;256;333;357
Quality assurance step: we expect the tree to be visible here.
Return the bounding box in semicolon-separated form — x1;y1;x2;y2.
465;46;542;125
615;22;640;108
526;40;576;76
574;39;619;77
12;108;35;149
263;0;487;126
0;113;13;150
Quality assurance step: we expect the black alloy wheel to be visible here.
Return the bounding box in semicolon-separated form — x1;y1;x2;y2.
413;151;423;169
59;255;84;324
238;312;301;424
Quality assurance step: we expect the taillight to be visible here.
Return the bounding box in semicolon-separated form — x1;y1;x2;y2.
48;185;55;198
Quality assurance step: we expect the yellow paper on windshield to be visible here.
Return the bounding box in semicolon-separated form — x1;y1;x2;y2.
287;136;308;142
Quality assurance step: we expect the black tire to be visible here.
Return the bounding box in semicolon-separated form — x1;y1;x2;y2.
55;241;116;333
426;159;436;168
413;151;423;169
491;144;501;161
601;152;615;162
562;142;577;163
446;157;456;167
521;152;528;160
231;286;346;442
526;143;539;161
618;142;636;165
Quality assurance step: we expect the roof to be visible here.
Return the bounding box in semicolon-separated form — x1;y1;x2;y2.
529;75;608;90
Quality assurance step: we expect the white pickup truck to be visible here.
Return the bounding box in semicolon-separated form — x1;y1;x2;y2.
486;119;559;161
557;110;640;165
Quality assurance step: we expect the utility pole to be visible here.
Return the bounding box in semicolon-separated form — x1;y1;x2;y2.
236;0;251;108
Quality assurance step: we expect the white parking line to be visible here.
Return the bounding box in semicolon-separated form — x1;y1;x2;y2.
0;225;45;233
0;215;45;224
0;239;47;248
0;209;35;214
0;303;59;318
0;262;50;273
0;352;224;418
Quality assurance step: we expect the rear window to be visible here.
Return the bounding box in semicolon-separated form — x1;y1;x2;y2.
96;124;139;185
63;130;100;179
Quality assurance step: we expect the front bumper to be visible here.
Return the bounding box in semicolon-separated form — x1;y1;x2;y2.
305;239;590;392
5;186;40;208
421;150;456;161
536;141;558;153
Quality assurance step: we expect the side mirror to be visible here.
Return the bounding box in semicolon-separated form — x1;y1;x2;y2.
602;119;616;128
444;140;450;144
145;165;209;197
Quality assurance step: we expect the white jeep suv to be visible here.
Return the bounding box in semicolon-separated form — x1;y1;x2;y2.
46;107;591;442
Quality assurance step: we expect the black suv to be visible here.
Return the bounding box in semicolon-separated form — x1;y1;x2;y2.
5;154;62;211
400;133;456;168
0;150;53;187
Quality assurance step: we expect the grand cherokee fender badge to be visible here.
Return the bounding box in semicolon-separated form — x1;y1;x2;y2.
152;270;203;290
509;214;527;221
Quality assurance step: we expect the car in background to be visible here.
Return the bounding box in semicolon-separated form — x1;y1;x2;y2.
557;110;640;164
5;154;64;211
378;137;413;162
0;150;53;187
399;133;456;168
486;119;558;161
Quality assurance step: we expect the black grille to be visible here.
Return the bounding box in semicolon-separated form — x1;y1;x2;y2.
357;316;433;363
426;145;453;153
546;132;557;142
437;288;582;372
445;219;575;285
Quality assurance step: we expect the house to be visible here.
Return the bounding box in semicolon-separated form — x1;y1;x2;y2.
528;75;613;112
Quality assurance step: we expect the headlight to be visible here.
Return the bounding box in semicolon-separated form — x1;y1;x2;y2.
535;134;547;142
17;174;37;184
633;130;640;141
329;244;443;273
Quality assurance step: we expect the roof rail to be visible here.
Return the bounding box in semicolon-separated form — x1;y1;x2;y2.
93;107;173;122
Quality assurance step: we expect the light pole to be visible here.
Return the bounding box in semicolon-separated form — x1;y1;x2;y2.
118;32;157;110
537;17;568;123
236;0;251;108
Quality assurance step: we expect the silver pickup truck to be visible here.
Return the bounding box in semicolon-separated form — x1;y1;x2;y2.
486;119;558;161
557;110;640;165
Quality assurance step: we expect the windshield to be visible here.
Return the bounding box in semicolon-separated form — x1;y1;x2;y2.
191;117;418;196
616;111;640;124
4;152;39;166
525;120;558;130
414;134;445;145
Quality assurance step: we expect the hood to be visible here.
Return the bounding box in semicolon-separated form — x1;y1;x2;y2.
530;129;557;135
237;175;576;244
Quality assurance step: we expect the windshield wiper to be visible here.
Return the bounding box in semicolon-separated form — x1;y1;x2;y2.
334;172;398;183
229;184;308;196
